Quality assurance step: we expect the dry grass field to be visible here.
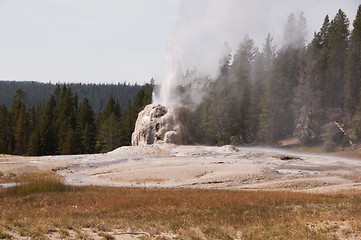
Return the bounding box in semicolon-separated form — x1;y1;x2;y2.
0;173;360;239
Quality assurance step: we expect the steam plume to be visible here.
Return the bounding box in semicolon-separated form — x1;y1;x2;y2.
153;0;350;108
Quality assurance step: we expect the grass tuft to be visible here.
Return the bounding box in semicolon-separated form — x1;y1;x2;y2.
0;231;12;239
4;173;73;195
99;232;115;240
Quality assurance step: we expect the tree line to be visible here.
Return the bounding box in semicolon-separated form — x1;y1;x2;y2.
1;6;360;154
0;82;153;155
0;81;142;113
188;6;361;149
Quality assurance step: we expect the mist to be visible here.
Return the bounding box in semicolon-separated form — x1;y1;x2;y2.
153;0;359;108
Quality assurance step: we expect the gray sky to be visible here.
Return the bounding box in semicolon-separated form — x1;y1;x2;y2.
0;0;359;85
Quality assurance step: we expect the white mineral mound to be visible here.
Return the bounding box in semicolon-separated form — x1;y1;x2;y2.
131;104;192;146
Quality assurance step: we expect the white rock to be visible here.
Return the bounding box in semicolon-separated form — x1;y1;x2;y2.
131;104;192;146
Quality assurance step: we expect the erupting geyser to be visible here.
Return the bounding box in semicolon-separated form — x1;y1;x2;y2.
132;1;238;146
131;104;192;146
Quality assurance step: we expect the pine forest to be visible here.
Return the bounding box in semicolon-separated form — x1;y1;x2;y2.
1;5;361;155
188;6;361;150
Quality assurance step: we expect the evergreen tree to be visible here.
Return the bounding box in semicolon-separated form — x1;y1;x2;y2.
0;105;12;153
27;106;42;155
39;95;57;155
283;13;307;49
292;14;334;144
210;78;238;144
250;34;276;142
10;89;27;123
97;114;121;152
324;9;350;108
78;98;97;153
27;128;41;156
131;81;154;115
259;13;306;144
344;5;361;113
97;96;122;152
219;42;232;75
101;96;120;121
293;63;322;144
120;100;134;146
14;105;29;155
61;128;78;155
52;84;61;102
228;35;258;143
55;86;80;154
28;106;39;134
9;89;28;154
309;15;331;108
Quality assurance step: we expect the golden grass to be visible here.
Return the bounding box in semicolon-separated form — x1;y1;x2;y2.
0;174;360;239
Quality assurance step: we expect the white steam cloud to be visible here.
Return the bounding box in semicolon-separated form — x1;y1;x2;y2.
153;0;358;108
154;0;254;107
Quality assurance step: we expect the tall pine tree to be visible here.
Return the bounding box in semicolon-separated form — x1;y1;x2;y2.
324;9;350;108
39;94;57;155
0;105;12;153
259;13;306;144
344;5;361;113
97;96;122;152
78;98;97;153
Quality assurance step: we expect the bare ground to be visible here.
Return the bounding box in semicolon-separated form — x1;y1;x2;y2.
1;145;361;239
1;144;361;193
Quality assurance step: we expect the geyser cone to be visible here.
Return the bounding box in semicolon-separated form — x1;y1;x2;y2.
131;104;192;146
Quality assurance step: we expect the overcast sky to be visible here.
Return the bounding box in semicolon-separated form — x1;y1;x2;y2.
0;0;359;85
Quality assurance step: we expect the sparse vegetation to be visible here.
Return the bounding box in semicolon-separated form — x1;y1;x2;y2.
99;232;115;240
0;231;12;239
5;173;72;195
0;172;18;184
0;174;360;239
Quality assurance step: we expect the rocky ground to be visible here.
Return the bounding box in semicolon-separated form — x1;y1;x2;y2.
1;144;361;193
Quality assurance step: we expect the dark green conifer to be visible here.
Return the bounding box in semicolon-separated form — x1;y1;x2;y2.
344;5;361;112
0;105;13;153
39;95;57;155
324;9;350;108
78;98;97;153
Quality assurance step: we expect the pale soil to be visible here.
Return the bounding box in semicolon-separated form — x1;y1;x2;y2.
1;145;361;239
1;144;361;193
6;228;165;240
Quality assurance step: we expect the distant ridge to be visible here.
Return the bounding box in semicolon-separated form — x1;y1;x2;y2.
0;80;142;112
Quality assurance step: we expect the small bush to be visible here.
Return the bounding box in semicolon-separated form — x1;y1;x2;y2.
8;173;16;178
